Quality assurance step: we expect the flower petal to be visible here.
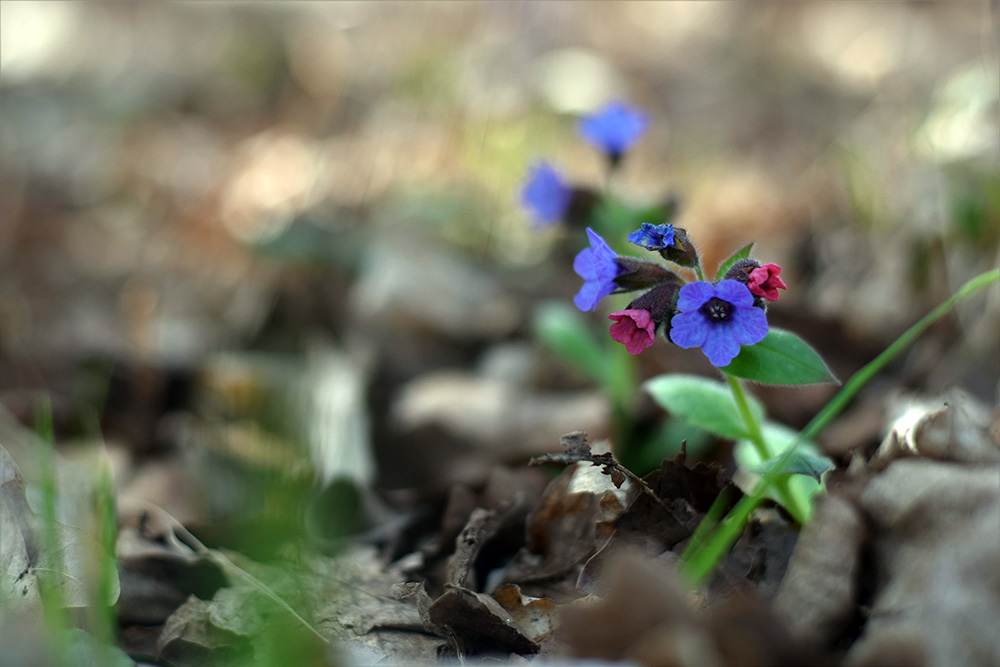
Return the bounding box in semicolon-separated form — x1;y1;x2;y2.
609;309;656;355
521;161;570;226
702;322;741;367
668;311;708;348
713;279;754;308
676;281;715;312
579;102;649;156
573;281;601;312
747;264;787;301
573;248;595;279
627;223;674;250
730;306;769;345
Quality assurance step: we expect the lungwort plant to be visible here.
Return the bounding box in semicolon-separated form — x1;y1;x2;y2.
522;101;1000;582
569;220;834;526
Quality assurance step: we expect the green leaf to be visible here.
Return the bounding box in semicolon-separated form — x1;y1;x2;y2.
732;422;834;481
533;302;607;385
714;243;755;282
723;327;838;385
755;449;834;481
643;374;765;441
733;422;828;503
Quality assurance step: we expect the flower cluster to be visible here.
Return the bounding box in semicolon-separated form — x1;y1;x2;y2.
573;225;787;368
521;102;649;228
518;102;787;367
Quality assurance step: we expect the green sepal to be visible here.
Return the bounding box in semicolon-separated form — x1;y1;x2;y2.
714;243;755;282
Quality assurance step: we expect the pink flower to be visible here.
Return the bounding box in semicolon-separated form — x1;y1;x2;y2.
608;309;656;355
747;263;787;302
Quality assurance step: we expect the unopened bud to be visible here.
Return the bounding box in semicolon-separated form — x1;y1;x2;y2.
723;258;762;283
659;227;701;269
613;257;680;292
626;279;683;325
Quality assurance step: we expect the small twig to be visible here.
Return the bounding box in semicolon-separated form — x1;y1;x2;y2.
615;463;681;520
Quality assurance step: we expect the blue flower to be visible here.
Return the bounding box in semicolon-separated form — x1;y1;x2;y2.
521;162;572;227
669;280;768;367
628;223;674;251
573;227;623;311
579;102;648;159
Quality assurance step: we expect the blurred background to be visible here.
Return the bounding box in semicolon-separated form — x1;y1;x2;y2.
1;1;998;546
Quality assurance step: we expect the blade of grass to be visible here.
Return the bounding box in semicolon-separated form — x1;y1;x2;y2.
91;464;119;656
33;395;71;666
145;503;331;646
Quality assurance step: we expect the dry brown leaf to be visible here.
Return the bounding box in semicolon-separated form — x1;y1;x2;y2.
492;583;557;643
775;493;867;643
873;391;1000;468
776;392;1000;666
428;583;540;655
848;459;1000;667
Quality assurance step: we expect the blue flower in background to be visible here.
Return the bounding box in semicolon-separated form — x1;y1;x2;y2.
669;280;768;367
579;102;648;160
521;161;572;227
573;227;623;311
628;223;674;251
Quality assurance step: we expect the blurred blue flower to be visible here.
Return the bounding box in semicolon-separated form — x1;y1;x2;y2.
669;280;768;367
628;223;674;251
573;227;623;311
521;161;572;227
579;102;648;159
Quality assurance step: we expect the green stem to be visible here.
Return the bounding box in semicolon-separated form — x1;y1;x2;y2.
725;374;810;524
682;267;1000;584
799;267;999;442
33;396;71;666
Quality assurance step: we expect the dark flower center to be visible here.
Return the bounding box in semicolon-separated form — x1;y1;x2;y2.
700;297;732;323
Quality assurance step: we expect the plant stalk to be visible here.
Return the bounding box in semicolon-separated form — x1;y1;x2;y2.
725;374;810;524
682;268;1000;584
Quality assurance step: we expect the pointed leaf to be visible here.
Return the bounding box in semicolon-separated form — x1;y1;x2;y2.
643;374;765;441
733;422;827;506
714;243;755;282
533;302;607;385
755;449;834;482
723;327;837;385
733;422;834;482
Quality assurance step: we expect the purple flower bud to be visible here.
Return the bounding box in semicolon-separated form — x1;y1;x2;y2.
628;223;675;251
658;227;700;268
